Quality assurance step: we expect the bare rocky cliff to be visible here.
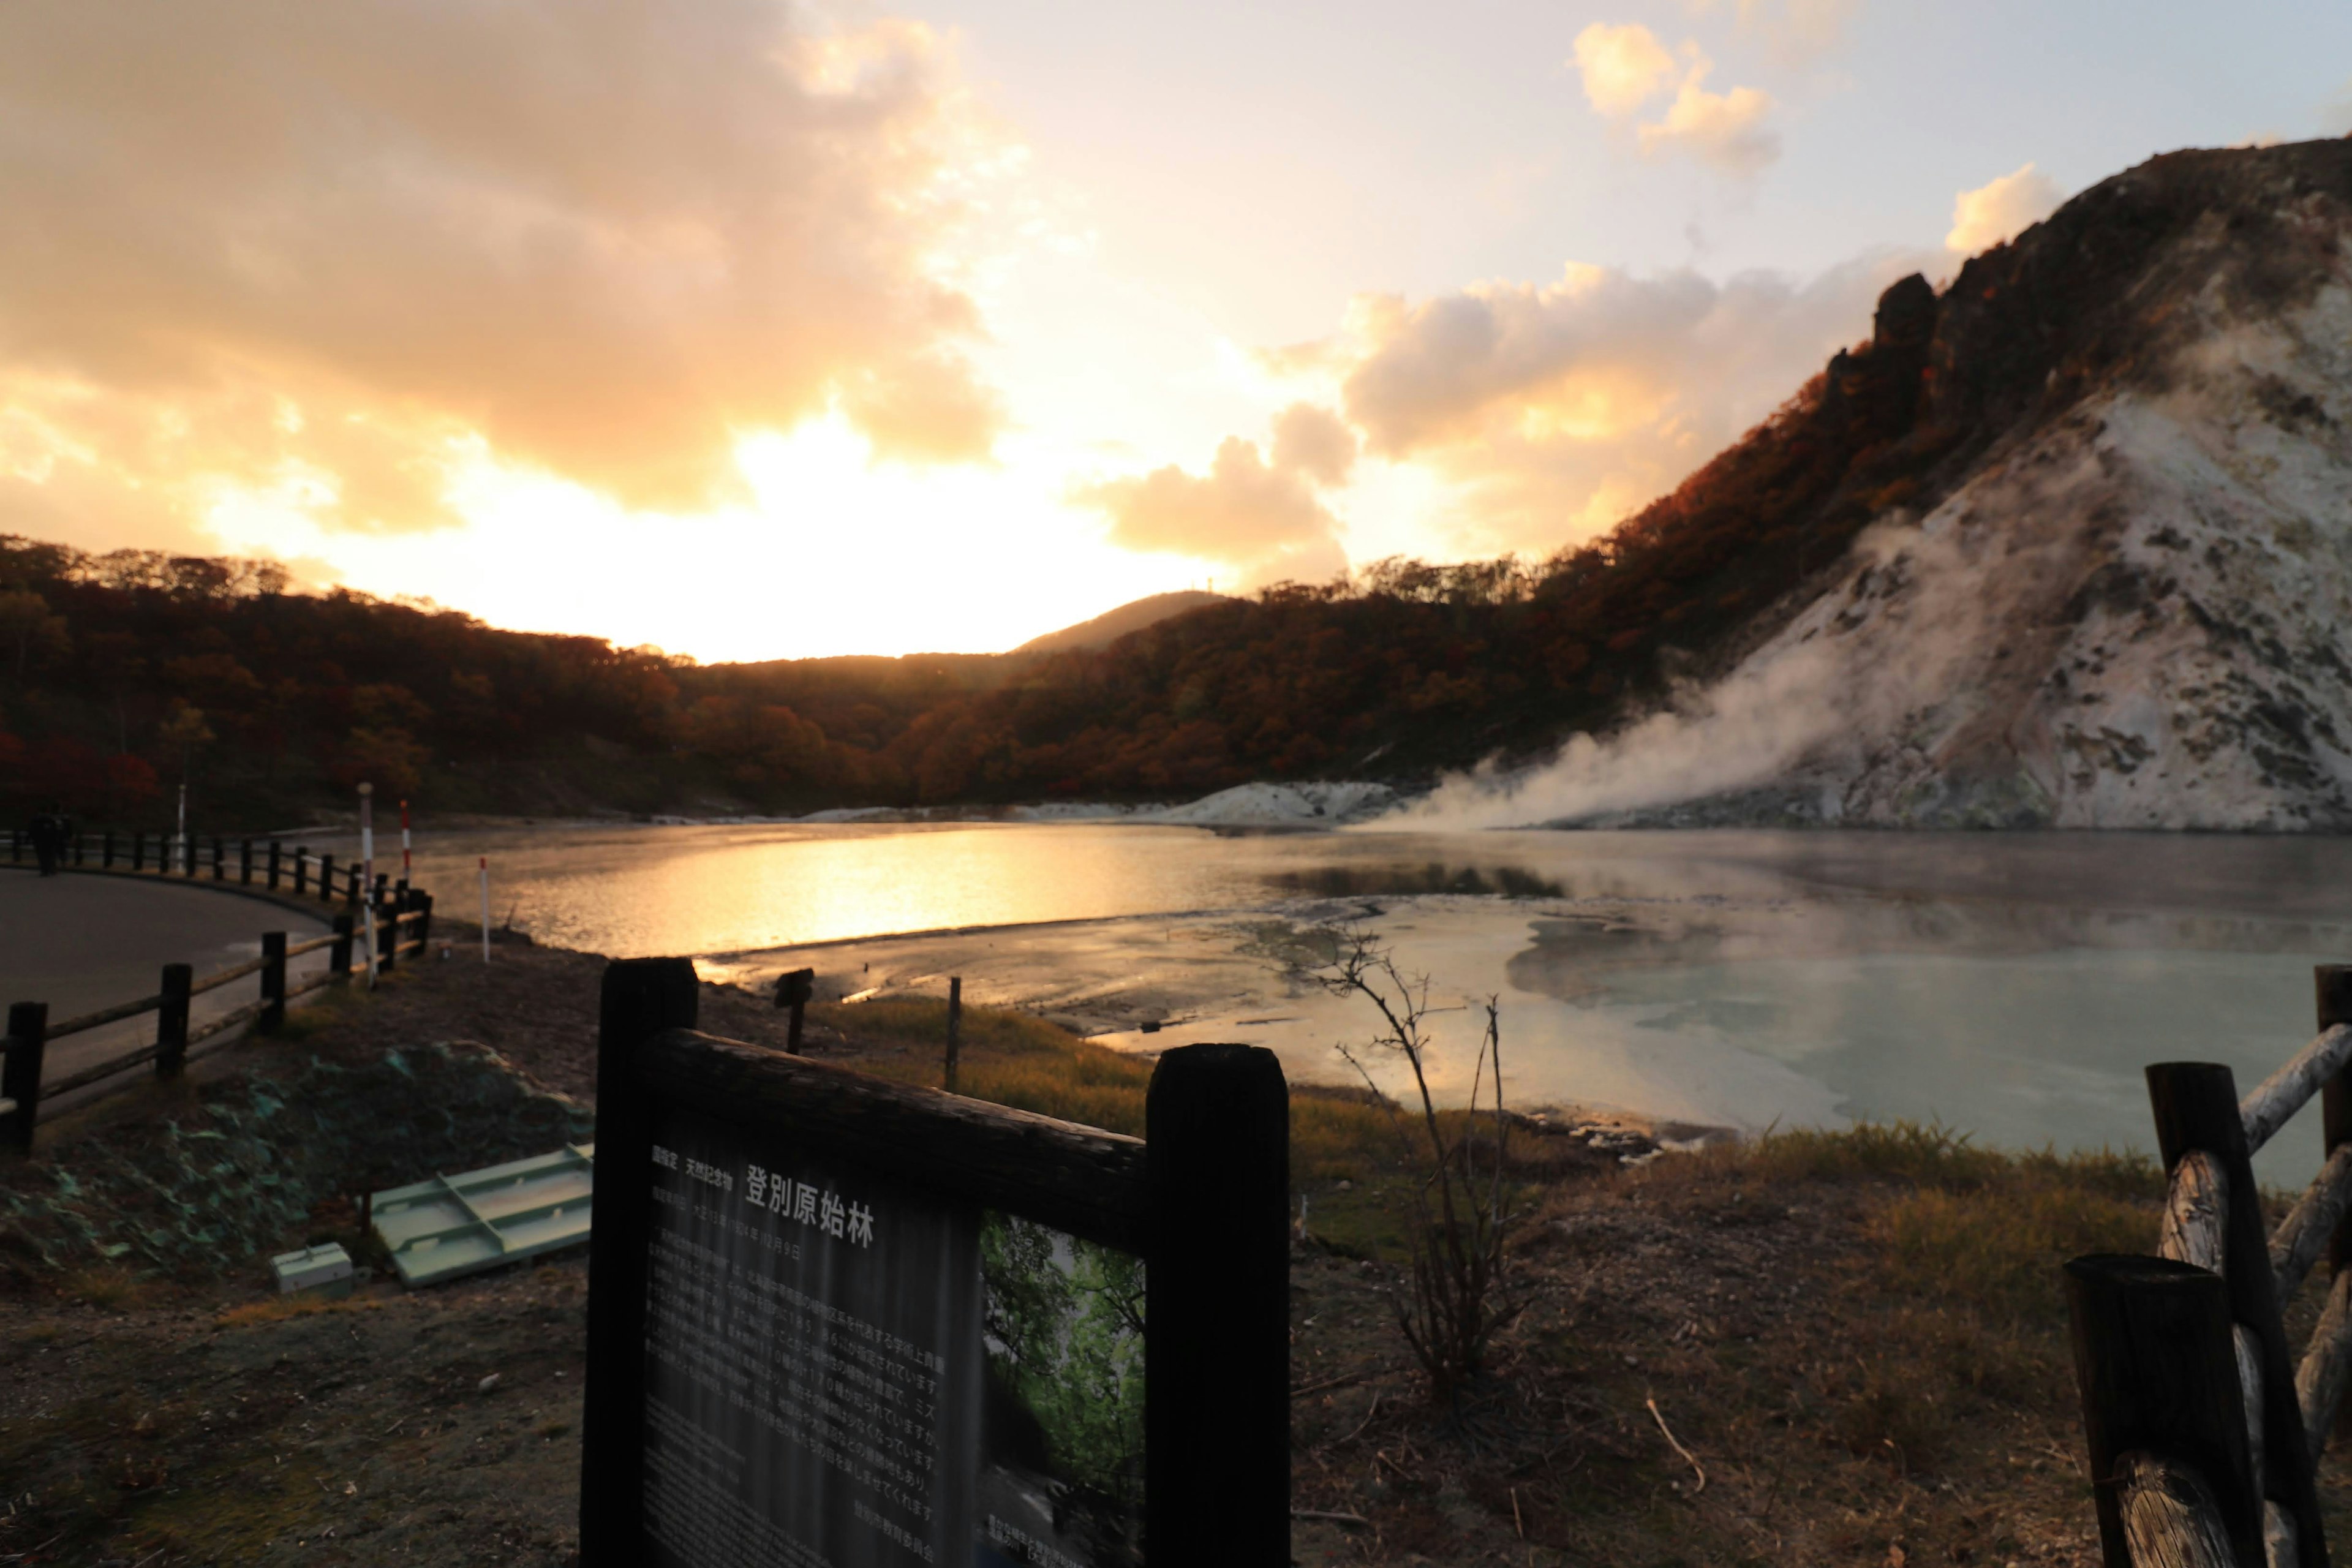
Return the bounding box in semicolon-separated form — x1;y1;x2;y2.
1462;139;2352;832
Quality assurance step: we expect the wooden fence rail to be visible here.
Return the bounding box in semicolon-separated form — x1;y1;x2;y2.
2068;965;2352;1568
7;828;415;916
0;861;435;1153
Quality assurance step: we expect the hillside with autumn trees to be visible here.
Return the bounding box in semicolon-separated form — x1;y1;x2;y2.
0;229;2110;830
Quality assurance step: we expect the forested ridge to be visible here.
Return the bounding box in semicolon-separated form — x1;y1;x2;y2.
0;219;2111;828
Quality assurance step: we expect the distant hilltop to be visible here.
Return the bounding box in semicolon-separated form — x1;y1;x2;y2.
1011;591;1231;657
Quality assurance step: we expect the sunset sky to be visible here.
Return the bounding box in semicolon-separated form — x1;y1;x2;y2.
2;1;2347;662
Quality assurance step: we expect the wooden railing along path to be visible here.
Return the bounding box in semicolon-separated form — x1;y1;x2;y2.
2;832;436;1153
2067;965;2352;1568
10;826;408;911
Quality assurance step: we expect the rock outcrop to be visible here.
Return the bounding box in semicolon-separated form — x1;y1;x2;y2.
1458;140;2352;831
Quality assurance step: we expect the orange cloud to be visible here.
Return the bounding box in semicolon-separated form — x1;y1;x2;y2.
1270;403;1358;487
0;0;1006;546
1313;252;1931;552
1072;429;1348;587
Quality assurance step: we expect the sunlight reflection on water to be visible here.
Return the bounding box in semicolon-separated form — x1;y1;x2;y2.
330;821;2352;1177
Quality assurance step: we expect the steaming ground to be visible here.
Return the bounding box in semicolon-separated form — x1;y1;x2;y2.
1393;272;2352;832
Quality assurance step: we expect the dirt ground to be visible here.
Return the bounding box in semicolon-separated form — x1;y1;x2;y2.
6;928;2350;1566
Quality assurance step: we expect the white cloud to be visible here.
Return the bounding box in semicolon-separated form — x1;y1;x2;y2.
1637;61;1781;175
1572;23;1679;117
1570;23;1781;178
1947;163;2065;255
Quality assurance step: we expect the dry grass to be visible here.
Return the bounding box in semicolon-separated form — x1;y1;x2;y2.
214;1292;380;1329
1284;1121;2184;1564
59;1264;167;1311
816;995;1403;1170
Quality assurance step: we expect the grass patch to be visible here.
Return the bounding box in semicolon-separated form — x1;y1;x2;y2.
60;1265;166;1311
824;997;1422;1256
823;997;1402;1168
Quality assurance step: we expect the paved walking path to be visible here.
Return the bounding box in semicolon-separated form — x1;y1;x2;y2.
0;867;331;1114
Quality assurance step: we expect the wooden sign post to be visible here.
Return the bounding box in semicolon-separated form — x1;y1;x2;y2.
582;957;1289;1567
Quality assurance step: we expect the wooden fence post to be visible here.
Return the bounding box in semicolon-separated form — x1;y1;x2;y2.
774;968;815;1054
416;891;434;949
1;1001;46;1153
156;963;192;1079
2147;1061;2326;1562
259;933;287;1034
292;851;307;898
132;831;145;872
102;828;114;867
211;837;224;881
2317;967;2352;1278
70;832;84;867
945;975;962;1093
183;834;197;877
1146;1042;1291;1566
266;840;281;890
579;957;701;1561
239;839;252;884
320;853;336;905
2067;1253;2263;1568
330;913;355;982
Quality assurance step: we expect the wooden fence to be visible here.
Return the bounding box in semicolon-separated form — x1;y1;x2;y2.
2067;964;2352;1568
9;826;412;912
1;841;437;1153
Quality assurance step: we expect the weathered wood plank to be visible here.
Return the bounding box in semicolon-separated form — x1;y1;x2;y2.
2116;1453;2238;1568
2237;1323;2267;1501
2266;1501;2299;1568
2271;1144;2352;1305
2294;1264;2352;1463
631;1026;1150;1252
2147;1063;2326;1565
2159;1150;2230;1274
2241;1023;2352;1154
46;992;164;1040
2066;1252;2263;1568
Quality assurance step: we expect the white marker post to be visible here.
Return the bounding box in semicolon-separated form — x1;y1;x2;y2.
359;783;378;987
479;856;491;963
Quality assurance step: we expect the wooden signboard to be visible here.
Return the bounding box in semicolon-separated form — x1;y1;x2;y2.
581;959;1289;1567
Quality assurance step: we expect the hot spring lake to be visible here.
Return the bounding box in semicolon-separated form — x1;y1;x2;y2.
339;821;2352;1184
